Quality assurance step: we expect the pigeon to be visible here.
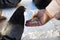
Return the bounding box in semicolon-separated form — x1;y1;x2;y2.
0;6;25;40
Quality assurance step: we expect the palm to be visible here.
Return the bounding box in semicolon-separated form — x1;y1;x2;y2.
25;9;50;26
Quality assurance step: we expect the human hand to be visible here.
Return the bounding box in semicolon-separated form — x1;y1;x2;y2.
25;9;52;26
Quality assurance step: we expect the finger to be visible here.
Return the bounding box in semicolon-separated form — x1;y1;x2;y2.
25;18;42;26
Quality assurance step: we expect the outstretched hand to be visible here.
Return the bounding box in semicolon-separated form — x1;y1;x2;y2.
25;9;51;26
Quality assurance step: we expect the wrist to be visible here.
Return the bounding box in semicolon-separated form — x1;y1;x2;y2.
45;10;53;19
46;0;60;19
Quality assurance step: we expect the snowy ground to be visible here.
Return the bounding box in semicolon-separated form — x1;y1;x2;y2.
1;0;60;40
